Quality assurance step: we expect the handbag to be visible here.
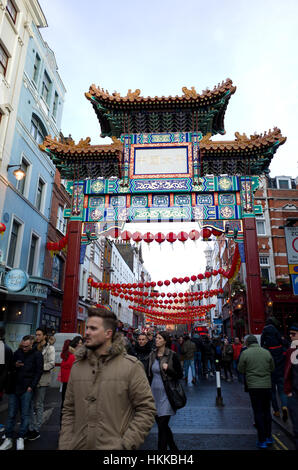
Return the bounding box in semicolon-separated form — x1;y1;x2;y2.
164;377;187;410
163;351;187;410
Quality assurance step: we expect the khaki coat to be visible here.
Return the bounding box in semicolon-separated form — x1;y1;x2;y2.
59;333;156;450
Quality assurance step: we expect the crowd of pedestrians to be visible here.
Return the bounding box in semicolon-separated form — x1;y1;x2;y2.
0;313;297;451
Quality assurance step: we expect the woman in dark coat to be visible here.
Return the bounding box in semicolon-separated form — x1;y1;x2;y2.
147;331;183;451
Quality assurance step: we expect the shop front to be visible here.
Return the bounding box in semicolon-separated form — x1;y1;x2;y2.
0;269;52;350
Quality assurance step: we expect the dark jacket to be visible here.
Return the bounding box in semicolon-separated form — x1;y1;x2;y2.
181;338;196;360
191;336;203;353
134;342;152;370
0;341;13;392
201;337;215;358
261;323;287;379
8;348;43;395
222;344;234;363
284;340;298;396
147;348;183;409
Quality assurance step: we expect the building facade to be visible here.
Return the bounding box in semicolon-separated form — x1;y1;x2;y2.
0;0;47;216
0;16;65;348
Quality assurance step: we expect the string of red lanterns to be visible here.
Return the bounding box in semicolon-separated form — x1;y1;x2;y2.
107;228;223;245
46;233;69;257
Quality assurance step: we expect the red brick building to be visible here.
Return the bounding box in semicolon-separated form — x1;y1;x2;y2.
221;175;298;337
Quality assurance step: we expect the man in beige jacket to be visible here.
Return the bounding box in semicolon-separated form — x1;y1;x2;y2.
59;307;156;450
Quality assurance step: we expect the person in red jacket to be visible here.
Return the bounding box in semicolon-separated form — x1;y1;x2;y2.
284;323;298;450
59;339;76;421
232;337;244;382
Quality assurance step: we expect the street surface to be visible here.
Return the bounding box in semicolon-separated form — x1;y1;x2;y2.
0;374;295;452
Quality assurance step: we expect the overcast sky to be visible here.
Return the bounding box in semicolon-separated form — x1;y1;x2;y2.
38;0;298;284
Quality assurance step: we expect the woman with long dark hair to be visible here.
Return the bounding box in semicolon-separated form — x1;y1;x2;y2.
147;331;183;451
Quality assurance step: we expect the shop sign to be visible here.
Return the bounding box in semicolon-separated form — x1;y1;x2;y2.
4;269;29;292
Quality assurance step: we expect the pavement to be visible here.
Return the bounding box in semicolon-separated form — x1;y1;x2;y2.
0;373;296;452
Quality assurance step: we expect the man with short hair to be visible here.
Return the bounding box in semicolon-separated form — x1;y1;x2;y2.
134;333;152;370
27;327;55;441
238;334;275;449
284;323;298;450
0;336;43;451
59;307;156;450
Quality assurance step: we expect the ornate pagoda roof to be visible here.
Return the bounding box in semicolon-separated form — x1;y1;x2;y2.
40;128;286;179
85;79;237;138
39;135;123;179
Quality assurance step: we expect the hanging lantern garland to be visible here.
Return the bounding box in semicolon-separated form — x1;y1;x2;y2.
46;233;69;257
107;228;224;246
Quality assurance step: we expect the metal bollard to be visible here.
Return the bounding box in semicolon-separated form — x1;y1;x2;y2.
215;359;224;407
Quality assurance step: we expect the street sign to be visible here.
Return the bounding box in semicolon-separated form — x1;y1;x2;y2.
291;274;298;296
289;264;298;275
285;226;298;264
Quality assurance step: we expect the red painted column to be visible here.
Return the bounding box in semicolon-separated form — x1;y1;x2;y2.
61;220;82;332
243;218;265;334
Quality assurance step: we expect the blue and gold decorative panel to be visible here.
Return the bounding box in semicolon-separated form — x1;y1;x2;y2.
218;193;235;205
110;196;126;207
131;195;148;207
197;194;214;205
89;196;105;208
152;195;170;207
130;178;192;193
174;194;191;206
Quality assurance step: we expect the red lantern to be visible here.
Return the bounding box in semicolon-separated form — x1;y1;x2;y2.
172;277;178;284
143;232;154;244
110;228;121;238
188;229;200;241
0;223;6;239
184;276;190;283
166;232;177;244
202;228;212;240
132;231;143;243
157;281;163;287
155;232;165;244
191;275;197;282
164;280;170;286
177;231;188;243
212;228;222;238
121;230;132;242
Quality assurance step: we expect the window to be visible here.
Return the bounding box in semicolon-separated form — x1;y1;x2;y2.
52;255;64;289
52;92;59;119
56;205;66;234
256;220;266;236
94;244;100;266
33;54;41;84
36;178;45;211
0;44;8;77
6;0;17;23
30;114;46;144
41;71;51;104
260;256;270;283
28;234;38;275
16;158;29;195
277;178;291;189
7;220;20;267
